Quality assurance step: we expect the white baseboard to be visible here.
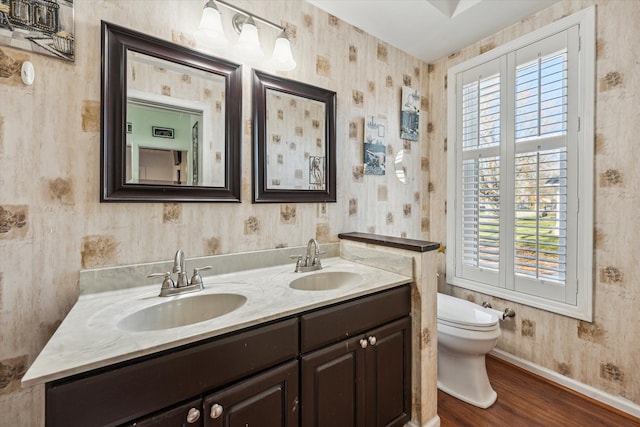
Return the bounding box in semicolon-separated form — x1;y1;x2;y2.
406;415;440;427
491;348;640;420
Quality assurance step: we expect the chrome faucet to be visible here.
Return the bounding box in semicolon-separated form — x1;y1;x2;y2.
290;239;324;272
173;249;189;288
148;250;212;297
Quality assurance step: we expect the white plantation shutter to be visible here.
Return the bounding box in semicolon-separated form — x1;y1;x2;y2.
514;51;568;141
462;73;501;151
514;148;567;282
456;60;502;285
462;157;501;270
510;29;577;301
447;8;594;320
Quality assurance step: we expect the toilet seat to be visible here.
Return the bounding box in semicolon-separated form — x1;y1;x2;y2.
437;293;499;331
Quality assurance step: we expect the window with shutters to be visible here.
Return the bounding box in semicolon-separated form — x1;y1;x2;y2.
446;7;595;320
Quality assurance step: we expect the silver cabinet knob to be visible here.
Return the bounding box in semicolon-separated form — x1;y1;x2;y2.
359;339;368;349
368;336;377;346
210;403;224;419
186;408;200;423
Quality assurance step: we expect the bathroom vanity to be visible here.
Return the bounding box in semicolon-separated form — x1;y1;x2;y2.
22;248;414;427
45;285;410;426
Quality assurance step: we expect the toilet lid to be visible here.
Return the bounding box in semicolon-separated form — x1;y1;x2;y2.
437;293;499;329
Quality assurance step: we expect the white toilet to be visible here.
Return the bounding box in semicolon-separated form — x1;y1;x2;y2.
436;292;501;408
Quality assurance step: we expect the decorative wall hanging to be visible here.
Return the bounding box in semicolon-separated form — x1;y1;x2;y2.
364;115;387;176
309;156;325;190
401;86;420;141
0;0;75;61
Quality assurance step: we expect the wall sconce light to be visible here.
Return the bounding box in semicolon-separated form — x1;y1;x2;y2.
234;15;264;62
196;0;296;71
269;31;296;71
196;0;229;51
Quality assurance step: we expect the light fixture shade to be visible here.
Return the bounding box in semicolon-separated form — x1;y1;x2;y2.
235;16;264;62
196;1;228;51
269;32;296;71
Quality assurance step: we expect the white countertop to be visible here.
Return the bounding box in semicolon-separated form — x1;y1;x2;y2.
22;257;412;387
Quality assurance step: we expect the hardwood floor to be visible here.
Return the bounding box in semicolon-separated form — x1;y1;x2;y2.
438;355;640;427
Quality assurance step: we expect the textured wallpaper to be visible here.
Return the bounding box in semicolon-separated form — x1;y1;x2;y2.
0;0;428;424
2;0;637;423
427;0;640;410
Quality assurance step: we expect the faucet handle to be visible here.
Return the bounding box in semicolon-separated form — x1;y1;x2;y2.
190;266;213;288
289;255;304;262
289;255;304;272
148;272;175;291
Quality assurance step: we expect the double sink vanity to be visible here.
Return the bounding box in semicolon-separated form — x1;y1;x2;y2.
22;236;439;427
88;14;442;426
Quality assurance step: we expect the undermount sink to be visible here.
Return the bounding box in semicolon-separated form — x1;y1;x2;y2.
118;293;247;332
289;271;363;291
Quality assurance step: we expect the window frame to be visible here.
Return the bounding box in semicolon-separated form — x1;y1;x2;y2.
446;7;595;321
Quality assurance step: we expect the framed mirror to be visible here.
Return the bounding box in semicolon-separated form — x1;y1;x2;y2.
101;21;242;202
252;70;336;203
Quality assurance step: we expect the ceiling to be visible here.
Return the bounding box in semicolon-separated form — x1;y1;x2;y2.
305;0;561;63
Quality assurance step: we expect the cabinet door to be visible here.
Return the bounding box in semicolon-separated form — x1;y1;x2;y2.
203;360;298;427
124;399;203;427
300;336;367;427
364;317;411;427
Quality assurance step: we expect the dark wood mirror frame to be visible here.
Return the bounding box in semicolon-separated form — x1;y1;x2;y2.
101;21;242;202
252;70;337;203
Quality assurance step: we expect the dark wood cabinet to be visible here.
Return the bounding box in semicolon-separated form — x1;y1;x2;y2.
45;284;411;427
127;361;299;427
46;318;299;427
125;399;204;427
364;317;412;427
203;360;298;427
300;335;366;427
300;287;411;427
300;316;411;427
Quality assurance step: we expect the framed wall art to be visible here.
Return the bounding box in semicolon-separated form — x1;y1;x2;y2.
152;126;175;139
364;115;387;176
401;86;420;141
0;0;75;61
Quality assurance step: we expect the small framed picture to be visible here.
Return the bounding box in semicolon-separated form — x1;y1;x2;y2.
364;115;387;176
152;126;174;139
401;86;420;141
2;0;75;61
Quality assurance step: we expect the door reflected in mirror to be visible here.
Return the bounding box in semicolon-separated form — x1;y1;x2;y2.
125;51;226;187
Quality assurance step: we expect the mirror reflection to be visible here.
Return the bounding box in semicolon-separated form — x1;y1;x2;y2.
252;70;337;203
394;149;412;185
101;21;242;202
126;51;226;187
265;89;326;190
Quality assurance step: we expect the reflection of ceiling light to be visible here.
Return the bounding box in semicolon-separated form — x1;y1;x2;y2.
196;0;296;71
196;0;229;50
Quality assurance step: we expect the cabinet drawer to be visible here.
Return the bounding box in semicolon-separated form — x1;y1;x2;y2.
46;318;298;427
300;284;411;353
123;398;203;427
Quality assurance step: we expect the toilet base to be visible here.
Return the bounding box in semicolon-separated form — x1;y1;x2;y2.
437;350;497;409
437;380;497;409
